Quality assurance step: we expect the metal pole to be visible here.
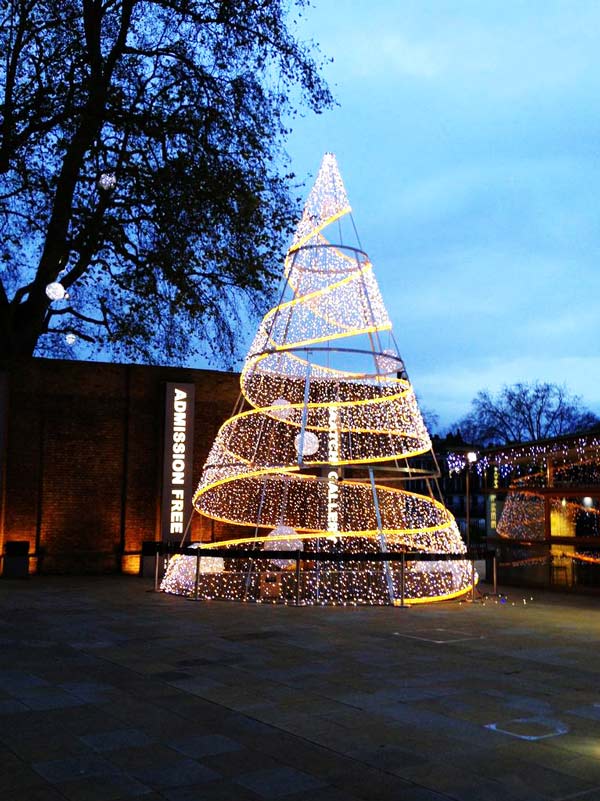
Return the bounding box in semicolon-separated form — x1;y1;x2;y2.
178;509;195;549
244;477;268;600
493;554;497;596
154;545;160;592
194;549;201;601
400;552;405;608
465;466;471;550
295;551;301;606
368;468;395;604
297;365;312;467
316;543;320;604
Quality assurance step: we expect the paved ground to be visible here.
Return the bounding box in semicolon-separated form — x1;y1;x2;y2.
1;577;600;801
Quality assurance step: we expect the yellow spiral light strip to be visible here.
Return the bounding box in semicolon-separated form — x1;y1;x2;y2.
163;154;473;604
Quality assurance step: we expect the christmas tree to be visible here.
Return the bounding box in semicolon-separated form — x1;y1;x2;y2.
162;154;474;604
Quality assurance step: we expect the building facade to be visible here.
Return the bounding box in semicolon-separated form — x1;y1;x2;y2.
480;432;600;589
1;358;241;574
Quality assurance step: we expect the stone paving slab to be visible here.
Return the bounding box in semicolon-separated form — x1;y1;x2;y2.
1;576;600;800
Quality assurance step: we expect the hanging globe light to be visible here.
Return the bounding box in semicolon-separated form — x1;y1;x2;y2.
65;333;77;346
267;525;302;546
98;172;116;191
271;397;293;421
294;430;319;457
45;282;66;301
266;525;303;568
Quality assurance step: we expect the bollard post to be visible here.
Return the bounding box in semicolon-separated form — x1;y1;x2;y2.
295;551;301;606
493;554;497;596
154;546;160;592
194;549;201;601
400;552;405;608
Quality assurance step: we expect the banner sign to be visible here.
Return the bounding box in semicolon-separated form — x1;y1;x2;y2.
161;382;195;542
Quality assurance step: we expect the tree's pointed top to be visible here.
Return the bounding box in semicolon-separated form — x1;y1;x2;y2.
291;153;351;251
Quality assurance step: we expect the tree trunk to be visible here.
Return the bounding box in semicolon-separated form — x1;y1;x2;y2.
0;369;8;559
0;291;48;365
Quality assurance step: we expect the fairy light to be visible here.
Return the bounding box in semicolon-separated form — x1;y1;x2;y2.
375;349;402;375
327;405;340;537
265;526;303;568
447;452;467;475
289;152;351;253
498;490;599;541
497;491;546;540
160;543;225;595
162;153;474;606
490;434;600;571
482;433;600;474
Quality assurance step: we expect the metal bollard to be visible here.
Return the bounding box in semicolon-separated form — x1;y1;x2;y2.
194;550;201;600
154;548;160;592
295;551;301;606
400;552;405;608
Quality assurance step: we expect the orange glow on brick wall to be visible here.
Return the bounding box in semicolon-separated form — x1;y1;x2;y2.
121;554;141;575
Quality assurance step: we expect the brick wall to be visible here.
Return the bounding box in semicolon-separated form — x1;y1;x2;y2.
0;358;242;574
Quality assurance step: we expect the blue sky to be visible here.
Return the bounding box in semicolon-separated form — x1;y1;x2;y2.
283;0;600;430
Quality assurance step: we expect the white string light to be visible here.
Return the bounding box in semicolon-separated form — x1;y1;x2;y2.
164;154;473;605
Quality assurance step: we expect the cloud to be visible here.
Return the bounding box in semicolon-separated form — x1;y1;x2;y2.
287;0;600;435
343;34;441;79
314;1;600;101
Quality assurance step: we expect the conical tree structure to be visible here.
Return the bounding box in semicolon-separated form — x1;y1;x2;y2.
162;154;474;604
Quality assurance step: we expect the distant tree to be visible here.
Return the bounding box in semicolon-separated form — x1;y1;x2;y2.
0;0;332;366
455;382;600;446
420;404;439;435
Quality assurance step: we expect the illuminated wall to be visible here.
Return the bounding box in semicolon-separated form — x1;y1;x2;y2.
0;359;240;574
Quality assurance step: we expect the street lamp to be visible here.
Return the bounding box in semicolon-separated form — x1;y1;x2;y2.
465;451;478;551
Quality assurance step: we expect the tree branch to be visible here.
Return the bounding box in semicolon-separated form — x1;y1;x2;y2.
47;305;106;326
47;325;96;343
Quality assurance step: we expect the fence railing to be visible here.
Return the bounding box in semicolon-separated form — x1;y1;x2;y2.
151;543;496;606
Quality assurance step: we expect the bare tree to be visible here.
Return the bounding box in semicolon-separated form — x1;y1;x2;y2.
455;382;599;446
0;0;332;366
